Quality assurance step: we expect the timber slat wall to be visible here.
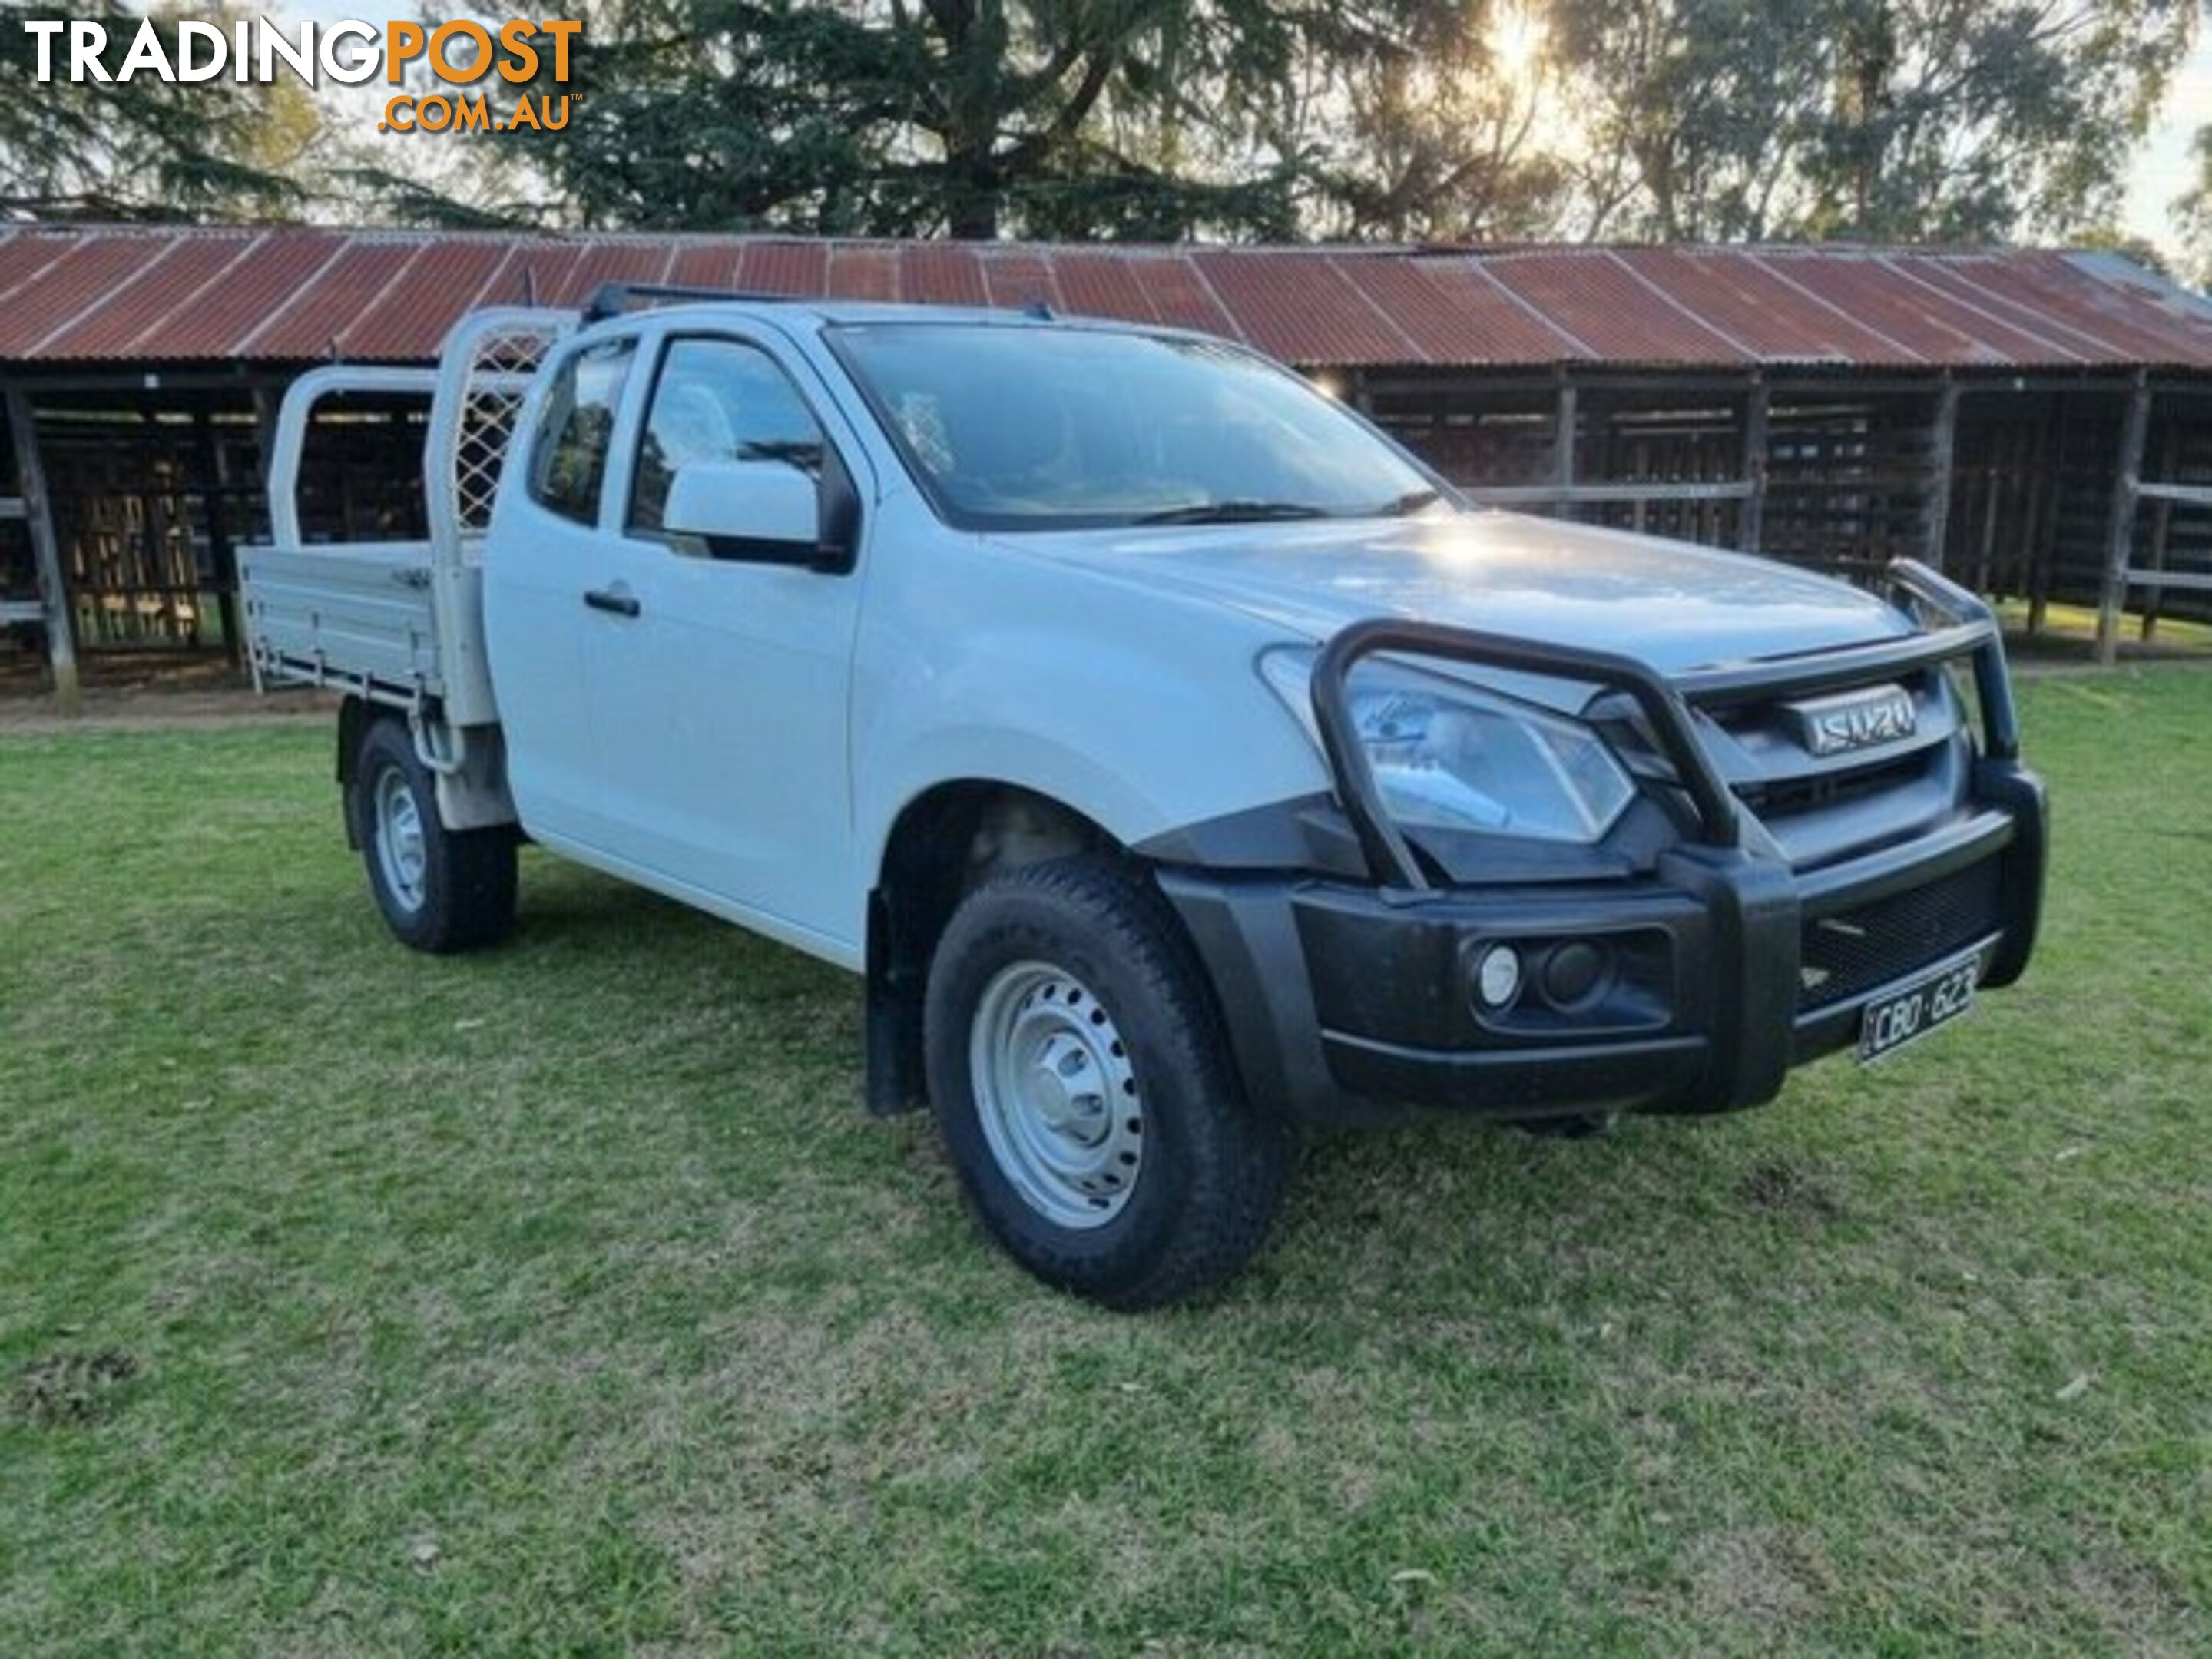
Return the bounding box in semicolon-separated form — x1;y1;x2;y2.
38;398;265;652
1760;390;1942;581
2134;392;2212;635
1365;366;2212;634
5;358;2211;698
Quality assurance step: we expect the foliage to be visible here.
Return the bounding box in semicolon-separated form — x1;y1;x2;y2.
2180;124;2212;286
0;1;313;221
396;0;2193;247
0;0;2199;262
1798;0;2194;242
1553;0;2196;243
1293;1;1571;240
1549;0;1833;240
500;0;1326;240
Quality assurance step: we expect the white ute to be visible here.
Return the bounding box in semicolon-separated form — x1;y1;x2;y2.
243;287;2046;1306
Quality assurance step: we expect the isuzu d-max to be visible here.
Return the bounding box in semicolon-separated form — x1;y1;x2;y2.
241;290;2046;1307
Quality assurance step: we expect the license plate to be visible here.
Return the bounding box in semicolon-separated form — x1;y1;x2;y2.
1857;950;1981;1063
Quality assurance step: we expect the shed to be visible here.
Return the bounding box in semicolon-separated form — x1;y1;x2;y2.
5;225;2210;710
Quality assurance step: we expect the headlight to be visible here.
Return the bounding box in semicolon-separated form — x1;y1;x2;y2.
1260;647;1636;844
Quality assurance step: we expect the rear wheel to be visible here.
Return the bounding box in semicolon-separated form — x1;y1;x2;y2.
353;718;516;954
924;856;1294;1310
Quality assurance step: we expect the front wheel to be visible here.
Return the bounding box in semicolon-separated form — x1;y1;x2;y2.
353;718;517;954
924;856;1294;1310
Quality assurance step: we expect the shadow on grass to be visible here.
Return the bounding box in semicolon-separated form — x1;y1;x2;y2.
224;843;1873;1329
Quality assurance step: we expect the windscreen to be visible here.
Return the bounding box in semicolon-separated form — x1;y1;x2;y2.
832;323;1438;531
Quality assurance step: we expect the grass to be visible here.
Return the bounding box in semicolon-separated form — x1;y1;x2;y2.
2;673;2207;1657
1991;598;2212;658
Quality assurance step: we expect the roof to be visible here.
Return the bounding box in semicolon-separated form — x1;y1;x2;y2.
2;224;2210;373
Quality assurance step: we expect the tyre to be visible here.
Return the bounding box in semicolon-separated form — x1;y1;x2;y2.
923;855;1294;1310
352;717;517;954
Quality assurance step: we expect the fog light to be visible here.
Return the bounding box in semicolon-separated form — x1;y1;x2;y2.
1473;944;1523;1009
1542;941;1608;1007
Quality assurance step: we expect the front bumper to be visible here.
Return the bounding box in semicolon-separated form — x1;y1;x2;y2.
1160;561;2048;1129
1161;760;2045;1128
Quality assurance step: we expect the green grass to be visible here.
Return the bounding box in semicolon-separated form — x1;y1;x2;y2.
3;674;2207;1657
1992;598;2212;657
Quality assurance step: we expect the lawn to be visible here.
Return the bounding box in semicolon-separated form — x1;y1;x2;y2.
2;671;2207;1657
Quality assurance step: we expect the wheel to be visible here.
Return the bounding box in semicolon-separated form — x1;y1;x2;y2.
352;718;517;954
924;855;1294;1310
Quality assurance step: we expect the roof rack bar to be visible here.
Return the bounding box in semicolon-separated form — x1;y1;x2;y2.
583;282;800;322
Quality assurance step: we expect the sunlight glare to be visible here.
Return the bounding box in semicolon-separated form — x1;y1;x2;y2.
1490;2;1549;91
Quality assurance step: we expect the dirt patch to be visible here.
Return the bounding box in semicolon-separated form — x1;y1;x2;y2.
12;1349;140;1428
1732;1157;1846;1222
0;648;346;732
1681;1527;1826;1628
0;683;336;734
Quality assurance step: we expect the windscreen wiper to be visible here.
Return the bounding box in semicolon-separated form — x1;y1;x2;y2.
1134;499;1335;525
1374;488;1445;516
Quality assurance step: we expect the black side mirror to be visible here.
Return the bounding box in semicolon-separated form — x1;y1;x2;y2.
814;445;862;575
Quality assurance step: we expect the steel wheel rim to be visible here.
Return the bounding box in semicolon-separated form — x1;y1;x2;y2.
969;961;1144;1230
372;765;429;914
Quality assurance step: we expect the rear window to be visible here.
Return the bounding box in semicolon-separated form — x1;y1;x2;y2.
528;339;635;525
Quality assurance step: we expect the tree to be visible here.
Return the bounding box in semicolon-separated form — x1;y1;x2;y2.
12;0;2186;251
1293;1;1570;240
473;1;1568;242
1553;0;2196;244
496;0;1313;240
1802;0;2197;242
2180;125;2212;286
0;1;313;220
1550;0;1832;240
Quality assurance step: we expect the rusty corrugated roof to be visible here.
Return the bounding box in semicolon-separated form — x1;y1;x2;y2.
2;224;2209;371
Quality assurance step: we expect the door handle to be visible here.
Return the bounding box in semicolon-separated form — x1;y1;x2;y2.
583;586;641;618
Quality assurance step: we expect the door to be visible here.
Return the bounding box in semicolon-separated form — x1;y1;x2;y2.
579;331;866;948
482;333;640;846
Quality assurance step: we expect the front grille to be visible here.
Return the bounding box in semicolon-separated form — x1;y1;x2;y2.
1798;858;2003;1012
1732;749;1934;821
1698;671;1955;860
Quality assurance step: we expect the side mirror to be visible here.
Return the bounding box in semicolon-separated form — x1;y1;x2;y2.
664;459;844;570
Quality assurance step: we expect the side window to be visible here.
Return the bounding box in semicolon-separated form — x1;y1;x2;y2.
628;338;826;537
528;338;635;525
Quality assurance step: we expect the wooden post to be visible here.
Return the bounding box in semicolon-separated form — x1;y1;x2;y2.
197;401;243;664
2141;421;2176;644
1553;372;1577;523
1973;462;2000;596
252;384;283;492
5;386;78;716
2095;372;2151;667
1922;376;1959;572
2026;404;2058;637
1738;374;1770;554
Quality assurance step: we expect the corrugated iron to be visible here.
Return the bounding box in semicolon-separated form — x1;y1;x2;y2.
1194;250;1414;364
1326;255;1583;366
2;224;2209;372
1612;248;1912;365
1484;250;1750;365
